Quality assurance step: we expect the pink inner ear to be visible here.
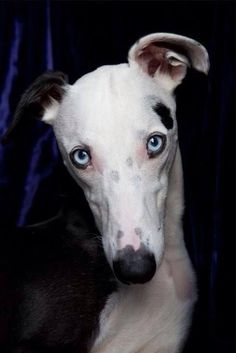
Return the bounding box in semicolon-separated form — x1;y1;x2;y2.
137;44;187;82
138;45;164;76
148;58;162;76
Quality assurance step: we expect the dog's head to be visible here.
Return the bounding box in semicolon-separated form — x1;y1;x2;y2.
3;33;209;284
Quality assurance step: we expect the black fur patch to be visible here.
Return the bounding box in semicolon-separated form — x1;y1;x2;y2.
1;71;68;143
0;196;117;352
153;103;173;130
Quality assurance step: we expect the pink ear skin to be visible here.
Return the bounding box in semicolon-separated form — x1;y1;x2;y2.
128;33;209;91
137;44;188;83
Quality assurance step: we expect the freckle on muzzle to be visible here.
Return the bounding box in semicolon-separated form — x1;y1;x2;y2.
113;244;156;285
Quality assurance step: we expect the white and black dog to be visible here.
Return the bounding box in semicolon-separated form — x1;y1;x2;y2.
1;33;209;353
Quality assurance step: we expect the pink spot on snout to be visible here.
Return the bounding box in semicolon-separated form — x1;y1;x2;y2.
136;145;147;168
119;231;141;251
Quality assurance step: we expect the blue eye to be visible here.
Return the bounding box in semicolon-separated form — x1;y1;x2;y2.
70;147;91;168
147;134;165;156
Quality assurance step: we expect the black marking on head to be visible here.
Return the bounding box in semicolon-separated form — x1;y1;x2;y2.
111;170;120;182
153;103;173;130
126;157;133;167
134;227;143;239
117;230;124;240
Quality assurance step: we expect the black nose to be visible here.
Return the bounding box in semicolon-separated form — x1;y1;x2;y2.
113;245;156;284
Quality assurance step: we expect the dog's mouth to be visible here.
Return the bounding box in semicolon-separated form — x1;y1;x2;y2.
112;244;156;285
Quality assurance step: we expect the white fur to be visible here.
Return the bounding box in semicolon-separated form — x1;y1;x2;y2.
91;260;196;353
53;64;176;268
91;148;197;353
42;98;60;124
41;33;209;352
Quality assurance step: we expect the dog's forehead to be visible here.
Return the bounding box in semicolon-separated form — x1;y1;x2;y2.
56;64;175;148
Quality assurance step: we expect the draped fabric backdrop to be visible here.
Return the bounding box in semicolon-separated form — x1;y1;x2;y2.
0;1;234;352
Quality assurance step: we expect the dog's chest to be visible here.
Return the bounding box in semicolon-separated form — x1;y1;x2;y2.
91;258;196;353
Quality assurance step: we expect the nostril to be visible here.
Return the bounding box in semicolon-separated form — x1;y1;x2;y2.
113;244;156;285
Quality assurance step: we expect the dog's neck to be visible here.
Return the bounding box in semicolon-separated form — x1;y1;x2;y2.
164;145;188;261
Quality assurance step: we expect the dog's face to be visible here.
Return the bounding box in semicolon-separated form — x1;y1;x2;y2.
54;65;177;284
5;33;209;284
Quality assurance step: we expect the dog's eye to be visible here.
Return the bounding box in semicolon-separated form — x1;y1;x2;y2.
70;148;91;168
146;134;165;156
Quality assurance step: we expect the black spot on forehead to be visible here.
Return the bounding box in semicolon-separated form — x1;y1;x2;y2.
153;103;173;130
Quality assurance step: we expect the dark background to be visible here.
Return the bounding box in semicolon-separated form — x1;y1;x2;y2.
0;1;235;352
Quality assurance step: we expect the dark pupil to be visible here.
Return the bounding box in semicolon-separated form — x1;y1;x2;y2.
151;137;158;146
79;150;87;159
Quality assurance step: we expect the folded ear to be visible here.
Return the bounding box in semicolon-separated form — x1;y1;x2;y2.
1;71;68;143
128;32;209;92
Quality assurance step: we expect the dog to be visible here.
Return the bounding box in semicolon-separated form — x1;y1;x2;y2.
1;33;209;353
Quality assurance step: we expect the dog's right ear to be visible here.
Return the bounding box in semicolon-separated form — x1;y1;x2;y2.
128;33;209;92
1;71;68;143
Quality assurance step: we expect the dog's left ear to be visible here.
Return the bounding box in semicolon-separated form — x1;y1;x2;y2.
128;33;209;92
1;71;68;143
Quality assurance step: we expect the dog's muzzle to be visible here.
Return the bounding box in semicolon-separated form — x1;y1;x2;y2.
113;244;156;284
